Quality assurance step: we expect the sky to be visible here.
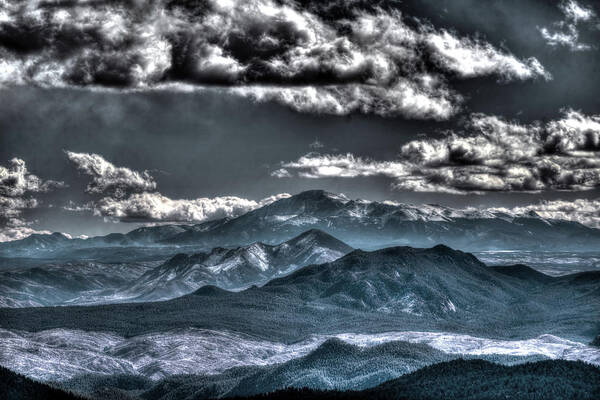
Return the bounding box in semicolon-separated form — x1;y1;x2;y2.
2;0;600;240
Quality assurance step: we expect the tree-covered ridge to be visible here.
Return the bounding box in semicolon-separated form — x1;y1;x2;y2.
2;355;599;399
226;359;600;400
59;340;549;400
0;366;87;400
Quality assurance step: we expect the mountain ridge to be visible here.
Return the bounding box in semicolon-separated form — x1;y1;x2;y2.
116;228;352;301
0;229;352;307
3;190;600;257
2;243;597;343
222;359;600;400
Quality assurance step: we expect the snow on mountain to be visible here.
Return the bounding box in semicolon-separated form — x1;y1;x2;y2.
3;190;600;256
157;190;600;251
0;229;352;307
118;229;352;302
1;327;598;383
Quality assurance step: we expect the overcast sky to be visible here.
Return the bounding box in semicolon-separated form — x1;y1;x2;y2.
2;0;600;239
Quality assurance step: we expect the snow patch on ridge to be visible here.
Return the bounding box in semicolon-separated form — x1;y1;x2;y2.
0;328;598;382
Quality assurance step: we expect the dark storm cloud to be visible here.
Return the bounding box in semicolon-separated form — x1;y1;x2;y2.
0;0;549;119
275;109;600;193
539;0;597;51
66;151;290;222
0;158;64;241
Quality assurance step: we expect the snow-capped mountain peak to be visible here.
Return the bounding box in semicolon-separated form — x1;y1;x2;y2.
111;229;353;302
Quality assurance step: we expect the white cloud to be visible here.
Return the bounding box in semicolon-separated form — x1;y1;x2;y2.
66;151;156;197
275;109;600;193
539;25;591;51
230;74;461;120
544;109;600;152
65;150;291;222
0;0;548;118
277;153;409;179
539;0;596;51
309;139;325;150
489;198;600;228
271;169;294;178
0;158;63;197
425;30;551;81
0;223;53;243
0;158;64;242
560;0;595;23
94;192;290;222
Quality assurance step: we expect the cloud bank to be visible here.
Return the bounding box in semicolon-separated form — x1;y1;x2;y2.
539;0;596;51
0;0;548;118
275;109;600;193
0;158;63;241
490;198;600;228
94;192;291;222
67;152;289;222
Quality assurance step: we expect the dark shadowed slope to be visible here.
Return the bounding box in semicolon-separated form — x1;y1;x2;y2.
0;366;86;400
490;264;556;284
6;358;597;400
225;359;600;400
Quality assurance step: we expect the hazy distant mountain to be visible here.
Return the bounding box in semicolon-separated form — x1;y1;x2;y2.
118;225;193;244
0;261;156;307
161;190;600;251
0;230;351;307
3;190;600;258
0;232;73;256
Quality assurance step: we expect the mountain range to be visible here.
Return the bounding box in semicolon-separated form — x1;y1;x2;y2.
1;244;597;343
0;238;598;399
117;228;352;301
1;194;599;398
0;229;351;307
3;190;600;257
